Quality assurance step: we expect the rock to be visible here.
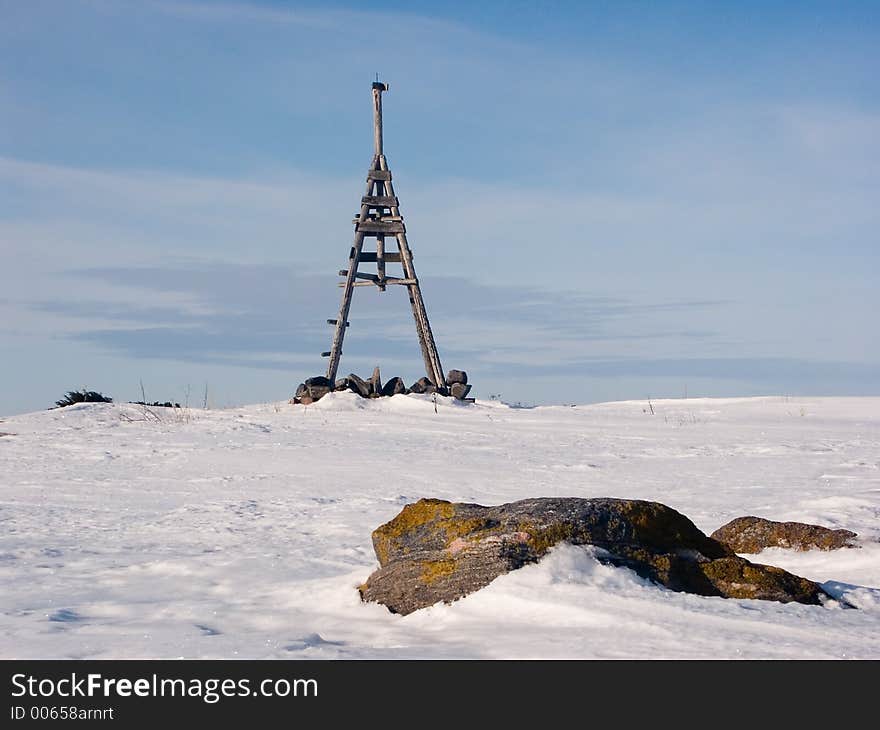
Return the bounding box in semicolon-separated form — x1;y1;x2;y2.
359;497;831;615
409;376;436;395
368;367;382;397
333;374;370;397
381;376;407;397
293;376;332;404
711;516;858;553
345;373;370;398
445;369;468;386
451;382;472;400
293;382;310;404
304;375;331;390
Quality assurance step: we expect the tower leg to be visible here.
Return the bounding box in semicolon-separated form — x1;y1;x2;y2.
404;270;445;388
326;231;366;382
377;157;445;387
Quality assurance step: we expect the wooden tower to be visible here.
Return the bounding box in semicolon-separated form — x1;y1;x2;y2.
323;81;446;389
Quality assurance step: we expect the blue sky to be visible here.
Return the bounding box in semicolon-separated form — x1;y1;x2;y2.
1;0;878;414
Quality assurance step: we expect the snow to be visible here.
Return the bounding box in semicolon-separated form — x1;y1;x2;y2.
1;394;878;658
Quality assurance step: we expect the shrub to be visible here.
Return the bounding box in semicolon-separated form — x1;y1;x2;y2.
54;389;113;408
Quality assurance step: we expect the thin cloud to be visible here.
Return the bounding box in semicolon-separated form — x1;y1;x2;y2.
24;262;722;378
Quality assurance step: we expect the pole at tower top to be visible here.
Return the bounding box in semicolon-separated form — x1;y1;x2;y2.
372;80;388;157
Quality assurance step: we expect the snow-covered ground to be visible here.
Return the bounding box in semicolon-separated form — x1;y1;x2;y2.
1;394;878;659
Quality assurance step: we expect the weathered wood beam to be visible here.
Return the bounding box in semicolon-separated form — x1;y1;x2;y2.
361;195;398;207
358;251;401;263
341;277;417;288
352;215;403;223
372;81;387;156
357;220;405;234
376;234;386;290
367;169;392;181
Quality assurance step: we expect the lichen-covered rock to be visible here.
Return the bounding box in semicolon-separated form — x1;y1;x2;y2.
696;557;823;603
359;497;832;615
711;516;858;553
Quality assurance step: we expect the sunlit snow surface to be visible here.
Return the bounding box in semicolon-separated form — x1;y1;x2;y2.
1;394;878;658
